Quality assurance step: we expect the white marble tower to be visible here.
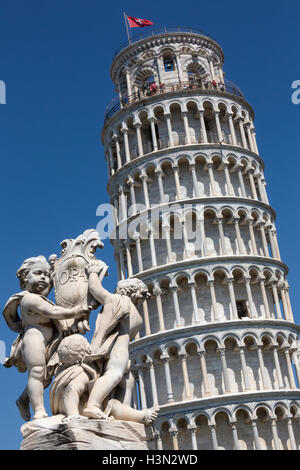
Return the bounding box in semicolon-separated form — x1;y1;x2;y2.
101;27;300;450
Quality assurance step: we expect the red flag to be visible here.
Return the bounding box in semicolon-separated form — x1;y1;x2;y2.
127;16;154;28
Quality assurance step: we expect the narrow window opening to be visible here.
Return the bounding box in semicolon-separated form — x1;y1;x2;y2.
236;300;249;319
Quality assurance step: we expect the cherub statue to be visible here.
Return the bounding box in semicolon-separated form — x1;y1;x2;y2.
81;260;158;425
3;256;90;420
51;333;157;425
50;334;98;420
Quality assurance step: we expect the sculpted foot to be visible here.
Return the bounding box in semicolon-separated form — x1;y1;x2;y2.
144;407;158;425
16;398;31;422
33;409;48;420
82;406;110;420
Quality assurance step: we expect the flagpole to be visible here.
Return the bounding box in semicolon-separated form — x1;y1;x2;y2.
123;12;131;43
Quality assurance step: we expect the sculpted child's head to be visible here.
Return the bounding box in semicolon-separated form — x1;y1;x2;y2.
17;256;52;295
57;334;91;365
116;278;149;304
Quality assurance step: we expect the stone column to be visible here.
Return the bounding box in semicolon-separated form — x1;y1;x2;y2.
108;145;115;175
271;229;281;260
199;110;208;143
261;177;270;205
207;162;217;196
251;419;262;450
271;282;282;319
134;122;144;157
248;170;258;199
124;241;133;277
218;347;231;393
127;177;137;215
284;285;294;322
170;429;179;451
272;345;284;389
259;224;269;257
142;298;151;336
209;425;219;450
198;217;208;257
231;423;241;450
208;58;216;80
162;223;175;263
113;134;122;169
251;128;259;154
161;356;174;403
179;353;192;400
280;288;290;321
173;165;183;200
248;219;258;255
287;417;297;450
149;117;158;152
270;418;281;450
118;185;127;221
154;431;163;450
134;234;143;273
125;68;132;97
104;150;111;177
267;227;277;259
190;163;199;197
208;280;220;322
217;217;227;255
155;168;165;204
121;125;131;163
214;111;223;142
224;163;234;196
148;227;157;268
226;277;239;320
188;425;198;450
228;113;237;145
237;165;247;197
140;173;150;208
165;113;174;147
257;175;267;203
137;364;147;409
175;53;183;82
259;277;271;319
153;286;165;331
118;241;126;280
245;123;255;152
182;219;191;259
170;285;183;326
257;345;269;390
198;351;210;396
147;359;159;409
238;118;248;148
189;281;202;324
182;111;191;144
234;217;244;255
244;276;257;318
238;346;251;391
284;348;297;389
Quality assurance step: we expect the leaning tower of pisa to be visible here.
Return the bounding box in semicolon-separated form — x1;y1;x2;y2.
101;27;300;450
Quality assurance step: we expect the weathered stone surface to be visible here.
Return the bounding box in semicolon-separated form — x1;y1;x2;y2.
20;416;156;450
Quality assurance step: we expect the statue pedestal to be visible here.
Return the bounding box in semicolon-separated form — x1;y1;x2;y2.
20;415;156;450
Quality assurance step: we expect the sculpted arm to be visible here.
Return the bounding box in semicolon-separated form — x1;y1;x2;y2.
88;273;114;305
87;261;113;305
23;293;88;320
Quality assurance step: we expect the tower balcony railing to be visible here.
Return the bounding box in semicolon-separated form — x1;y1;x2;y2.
104;79;244;123
113;26;215;59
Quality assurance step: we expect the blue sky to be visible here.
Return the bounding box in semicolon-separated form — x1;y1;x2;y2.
0;0;299;449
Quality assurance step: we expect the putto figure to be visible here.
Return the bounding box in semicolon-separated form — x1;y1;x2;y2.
3;229;158;433
82;260;158;424
3;256;89;420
